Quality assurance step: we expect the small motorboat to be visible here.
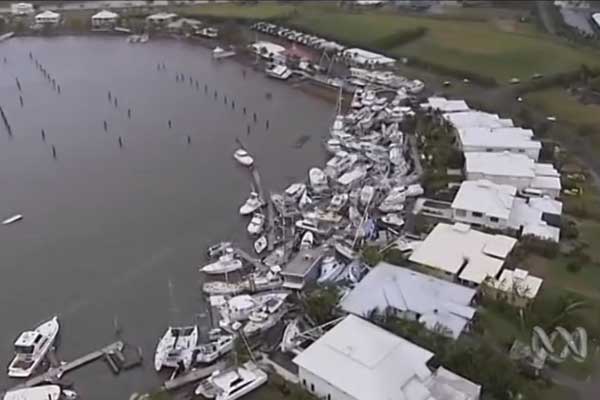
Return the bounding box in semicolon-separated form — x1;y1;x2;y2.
239;192;263;216
284;183;306;200
207;242;232;259
381;213;405;229
247;213;266;235
195;361;267;399
325;138;342;154
233;149;253;167
139;33;149;43
280;318;301;353
200;252;243;275
154;325;198;372
194;334;234;364
254;236;268;255
309;167;328;193
300;231;314;250
359;185;375;207
2;214;22;225
213;46;236;59
8;316;60;378
328;193;348;212
298;191;312;209
317;256;345;284
379;186;406;213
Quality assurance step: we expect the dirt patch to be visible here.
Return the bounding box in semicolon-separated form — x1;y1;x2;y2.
493;18;519;33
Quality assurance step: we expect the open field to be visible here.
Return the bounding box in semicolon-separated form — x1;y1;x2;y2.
178;2;298;20
526;88;600;128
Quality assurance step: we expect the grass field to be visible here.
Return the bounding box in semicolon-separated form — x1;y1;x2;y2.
287;8;600;82
179;2;297;20
527;88;600;127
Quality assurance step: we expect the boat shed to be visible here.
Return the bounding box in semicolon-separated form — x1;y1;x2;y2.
281;247;324;290
340;263;477;339
35;10;60;25
293;315;481;400
91;10;119;30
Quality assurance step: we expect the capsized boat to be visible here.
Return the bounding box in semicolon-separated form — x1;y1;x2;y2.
8;316;59;378
233;149;253;167
317;256;345;284
239;192;263;216
201;252;243;275
154;325;199;372
254;235;268;255
247;213;266;235
194;361;267;399
194;334;234;364
2;214;22;225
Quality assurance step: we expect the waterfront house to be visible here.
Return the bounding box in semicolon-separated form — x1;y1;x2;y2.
35;10;60;26
293;315;481;400
465;152;561;198
91;10;119;31
409;222;517;287
146;12;177;28
451;180;517;230
340;263;477;339
508;196;562;242
11;2;34;16
420;97;470;113
281;247;323;290
483;268;544;307
167;18;202;35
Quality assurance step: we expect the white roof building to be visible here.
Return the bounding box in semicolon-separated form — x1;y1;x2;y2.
340;263;477;338
420;97;470;113
91;10;119;27
342;48;396;67
409;223;517;286
456;126;542;160
452;180;516;229
293;315;481;400
146;12;177;23
35;10;60;24
509;196;562;242
465;152;561;198
11;2;34;16
444;110;514;130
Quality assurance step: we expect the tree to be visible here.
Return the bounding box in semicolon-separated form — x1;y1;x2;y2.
304;286;340;325
361;246;382;267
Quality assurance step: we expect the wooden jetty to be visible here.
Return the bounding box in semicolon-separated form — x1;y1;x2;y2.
162;361;226;391
11;341;124;390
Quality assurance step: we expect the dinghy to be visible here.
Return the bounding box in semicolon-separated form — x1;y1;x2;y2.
233;149;253;167
254;236;268;255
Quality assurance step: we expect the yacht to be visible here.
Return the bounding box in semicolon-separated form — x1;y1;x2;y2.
242;310;280;336
233;149;253;167
239;192;263;216
295;219;330;236
328;193;348;212
253;235;268;255
381;213;405;229
154;325;199;372
194;334;234;364
194;362;267;400
359;185;375;207
247;213;265;235
361;90;376;106
324;152;358;178
207;242;233;259
266;64;292;80
284;183;306;201
325;138;343;154
200;252;243;275
329;115;346;138
197;27;218;38
379;186;407;213
219;292;288;323
298;191;312;209
300;231;314;250
317;256;345;284
8;316;59;378
3;385;76;400
213;46;236;59
308;168;328;193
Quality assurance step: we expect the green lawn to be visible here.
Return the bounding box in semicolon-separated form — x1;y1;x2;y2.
178;3;297;20
527;88;600;127
288;9;600;82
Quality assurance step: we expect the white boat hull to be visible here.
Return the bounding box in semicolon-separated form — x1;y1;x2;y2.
8;316;59;378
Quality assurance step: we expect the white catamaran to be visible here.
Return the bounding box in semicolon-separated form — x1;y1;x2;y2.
154;325;199;372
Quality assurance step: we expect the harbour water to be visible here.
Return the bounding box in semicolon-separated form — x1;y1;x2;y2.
0;36;331;399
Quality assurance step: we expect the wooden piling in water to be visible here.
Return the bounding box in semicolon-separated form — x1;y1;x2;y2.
41;129;45;141
187;135;191;144
253;113;257;123
108;91;111;101
19;96;23;107
103;120;108;131
52;145;56;159
114;97;118;108
118;137;123;148
168;120;172;129
266;120;269;130
127;108;131;119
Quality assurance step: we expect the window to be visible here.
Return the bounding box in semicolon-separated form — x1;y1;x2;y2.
485;148;493;152
472;211;483;218
311;384;315;392
327;395;331;400
518;149;525;153
490;217;499;223
455;209;467;217
302;379;306;387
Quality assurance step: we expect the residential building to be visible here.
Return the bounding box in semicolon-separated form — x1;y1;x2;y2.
455;125;541;160
465;152;561;198
483;268;544;307
341;48;396;68
146;12;177;27
11;2;34;16
167;18;202;34
91;10;119;30
293;315;481;400
281;247;323;290
35;10;60;25
420;97;470;113
451;180;517;230
409;223;517;286
340;263;477;338
509;196;562;242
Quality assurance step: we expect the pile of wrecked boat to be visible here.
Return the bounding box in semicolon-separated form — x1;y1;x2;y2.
151;84;425;397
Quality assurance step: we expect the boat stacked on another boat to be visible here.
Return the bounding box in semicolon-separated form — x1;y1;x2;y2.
195;361;267;399
8;316;59;378
154;325;199;372
194;334;234;364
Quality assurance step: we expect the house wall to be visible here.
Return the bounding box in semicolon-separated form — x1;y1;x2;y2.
452;207;509;230
460;144;539;161
299;367;356;400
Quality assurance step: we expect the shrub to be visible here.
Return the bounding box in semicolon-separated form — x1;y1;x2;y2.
518;235;560;258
